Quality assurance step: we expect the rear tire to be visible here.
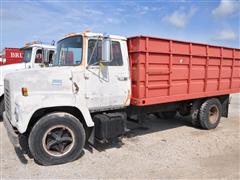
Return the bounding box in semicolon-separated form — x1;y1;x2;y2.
199;98;222;130
28;112;86;166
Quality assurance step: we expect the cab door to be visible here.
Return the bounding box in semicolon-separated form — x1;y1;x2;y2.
85;38;130;111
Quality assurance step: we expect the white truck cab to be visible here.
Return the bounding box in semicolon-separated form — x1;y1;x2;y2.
3;32;131;165
0;43;56;117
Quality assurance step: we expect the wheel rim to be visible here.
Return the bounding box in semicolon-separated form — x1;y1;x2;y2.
42;125;75;157
208;105;219;124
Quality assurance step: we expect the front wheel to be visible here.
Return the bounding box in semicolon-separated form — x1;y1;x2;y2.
28;112;86;166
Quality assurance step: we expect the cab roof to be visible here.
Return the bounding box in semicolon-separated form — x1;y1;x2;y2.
22;43;56;50
60;32;127;42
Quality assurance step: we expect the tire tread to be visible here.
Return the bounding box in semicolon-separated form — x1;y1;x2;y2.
199;98;222;130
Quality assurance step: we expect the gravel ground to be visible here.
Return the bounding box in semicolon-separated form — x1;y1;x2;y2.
0;94;239;179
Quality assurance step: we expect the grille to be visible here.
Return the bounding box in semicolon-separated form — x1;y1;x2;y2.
4;80;11;121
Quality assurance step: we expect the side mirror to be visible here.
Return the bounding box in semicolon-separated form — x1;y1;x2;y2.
102;36;111;63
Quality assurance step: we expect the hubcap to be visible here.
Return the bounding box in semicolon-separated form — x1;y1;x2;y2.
208;105;219;124
42;125;75;157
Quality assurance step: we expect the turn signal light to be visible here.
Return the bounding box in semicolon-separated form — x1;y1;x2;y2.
22;87;28;96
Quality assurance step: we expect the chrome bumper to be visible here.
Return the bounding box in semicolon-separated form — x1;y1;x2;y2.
3;112;20;147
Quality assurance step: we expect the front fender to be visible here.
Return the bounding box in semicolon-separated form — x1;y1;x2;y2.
15;93;94;133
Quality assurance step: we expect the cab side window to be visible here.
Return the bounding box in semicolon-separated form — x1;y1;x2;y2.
35;49;43;63
88;40;123;66
88;40;102;66
110;41;123;66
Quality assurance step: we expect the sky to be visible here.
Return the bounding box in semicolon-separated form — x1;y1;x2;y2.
1;0;239;49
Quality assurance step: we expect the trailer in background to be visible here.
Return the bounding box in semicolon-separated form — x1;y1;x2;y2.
0;48;23;66
0;43;56;118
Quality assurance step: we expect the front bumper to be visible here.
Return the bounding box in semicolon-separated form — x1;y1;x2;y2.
3;112;20;147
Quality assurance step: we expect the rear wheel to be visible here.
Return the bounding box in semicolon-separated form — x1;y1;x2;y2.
28;112;86;165
199;98;222;130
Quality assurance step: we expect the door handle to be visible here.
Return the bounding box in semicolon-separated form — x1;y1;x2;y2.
118;76;128;81
73;82;79;93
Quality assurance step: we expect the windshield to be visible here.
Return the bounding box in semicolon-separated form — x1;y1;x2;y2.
23;48;32;63
53;35;83;66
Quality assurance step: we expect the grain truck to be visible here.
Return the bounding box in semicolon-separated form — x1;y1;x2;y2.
0;42;56;117
3;32;240;165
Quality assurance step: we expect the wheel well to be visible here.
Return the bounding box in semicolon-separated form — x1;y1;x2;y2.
26;106;89;135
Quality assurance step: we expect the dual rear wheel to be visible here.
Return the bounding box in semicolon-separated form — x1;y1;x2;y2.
156;98;222;130
198;98;222;129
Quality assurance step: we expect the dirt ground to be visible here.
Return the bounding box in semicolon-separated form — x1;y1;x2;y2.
0;94;239;179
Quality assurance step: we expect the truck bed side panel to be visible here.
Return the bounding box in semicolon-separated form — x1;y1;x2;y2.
128;36;240;106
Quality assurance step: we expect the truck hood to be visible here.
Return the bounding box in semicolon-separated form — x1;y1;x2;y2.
4;66;74;95
4;66;77;130
0;63;27;86
1;63;26;71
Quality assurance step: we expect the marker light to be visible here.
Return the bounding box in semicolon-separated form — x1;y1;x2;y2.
64;32;78;38
25;40;41;47
22;87;28;96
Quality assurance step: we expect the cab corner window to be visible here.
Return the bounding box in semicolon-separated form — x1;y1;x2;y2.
88;40;123;66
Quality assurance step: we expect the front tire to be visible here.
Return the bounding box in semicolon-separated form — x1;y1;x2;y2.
199;98;222;130
28;112;86;166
